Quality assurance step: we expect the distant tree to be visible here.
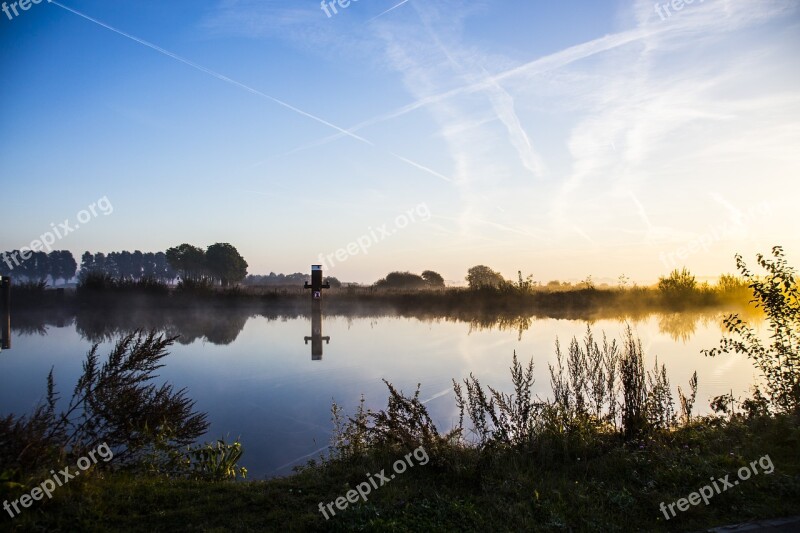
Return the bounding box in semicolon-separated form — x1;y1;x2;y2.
421;270;445;288
48;250;77;285
131;251;144;280
716;273;748;293
166;244;207;282
93;253;107;274
142;252;155;279
104;253;120;279
205;243;248;287
327;276;342;288
466;265;506;289
153;252;175;283
375;271;427;290
658;268;697;296
516;271;535;292
63;251;77;284
17;251;49;283
0;252;11;277
79;251;94;276
116;251;133;280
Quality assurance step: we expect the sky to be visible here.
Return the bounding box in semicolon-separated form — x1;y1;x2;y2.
1;0;798;285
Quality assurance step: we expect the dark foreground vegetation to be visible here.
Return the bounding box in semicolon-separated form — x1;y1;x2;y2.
2;247;799;531
7;410;797;532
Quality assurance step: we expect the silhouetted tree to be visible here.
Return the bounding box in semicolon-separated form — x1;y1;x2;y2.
205;243;248;287
153;252;176;283
375;271;427;289
48;250;77;285
166;244;207;282
17;251;49;282
79;251;94;276
421;270;445;288
466;265;506;289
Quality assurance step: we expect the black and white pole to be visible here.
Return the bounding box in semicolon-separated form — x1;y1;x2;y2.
303;265;330;301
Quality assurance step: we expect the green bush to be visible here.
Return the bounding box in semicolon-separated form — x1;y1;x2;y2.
704;246;800;413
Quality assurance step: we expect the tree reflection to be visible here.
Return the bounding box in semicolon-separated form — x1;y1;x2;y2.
74;306;253;346
8;301;763;347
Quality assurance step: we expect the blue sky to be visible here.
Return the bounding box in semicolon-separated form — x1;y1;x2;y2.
1;0;798;284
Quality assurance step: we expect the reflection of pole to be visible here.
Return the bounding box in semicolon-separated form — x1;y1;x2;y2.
1;276;10;351
304;299;330;361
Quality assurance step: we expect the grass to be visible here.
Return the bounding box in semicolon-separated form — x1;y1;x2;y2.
4;413;799;532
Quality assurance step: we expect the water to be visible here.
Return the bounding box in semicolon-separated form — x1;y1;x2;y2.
0;307;759;479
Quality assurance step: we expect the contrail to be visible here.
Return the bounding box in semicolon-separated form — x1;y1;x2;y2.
46;0;452;182
270;444;330;475
369;0;411;22
421;387;452;405
45;1;371;144
281;25;665;157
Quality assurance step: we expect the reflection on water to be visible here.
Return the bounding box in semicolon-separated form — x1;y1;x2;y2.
1;276;9;350
658;313;703;343
8;303;762;346
304;300;330;361
1;306;9;350
1;303;763;478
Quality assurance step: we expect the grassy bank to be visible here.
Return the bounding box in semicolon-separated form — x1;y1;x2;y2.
5;413;799;532
11;269;752;315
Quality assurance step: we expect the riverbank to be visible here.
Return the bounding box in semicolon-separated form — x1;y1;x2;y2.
12;271;753;308
5;412;799;532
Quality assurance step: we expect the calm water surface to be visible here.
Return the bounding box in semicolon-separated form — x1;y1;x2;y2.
0;309;759;478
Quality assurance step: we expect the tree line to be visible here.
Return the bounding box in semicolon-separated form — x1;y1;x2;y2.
0;250;77;285
79;251;176;283
370;267;504;290
374;270;446;289
0;242;250;287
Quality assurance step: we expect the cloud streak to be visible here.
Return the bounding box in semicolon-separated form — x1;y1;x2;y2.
48;0;452;183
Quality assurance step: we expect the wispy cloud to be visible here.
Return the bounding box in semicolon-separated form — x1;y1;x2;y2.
200;0;799;276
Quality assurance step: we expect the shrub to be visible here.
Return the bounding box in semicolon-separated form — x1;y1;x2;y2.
704;246;800;413
658;268;697;298
454;352;540;447
0;331;209;480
